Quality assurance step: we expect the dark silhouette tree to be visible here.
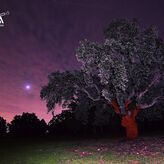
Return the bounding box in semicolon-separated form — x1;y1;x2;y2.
9;113;47;137
40;71;116;133
0;116;7;136
137;102;164;134
48;109;84;136
48;103;117;137
76;19;164;139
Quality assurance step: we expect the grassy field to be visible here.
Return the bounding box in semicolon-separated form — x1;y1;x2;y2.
0;136;164;164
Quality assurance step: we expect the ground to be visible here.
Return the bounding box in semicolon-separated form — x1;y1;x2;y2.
0;136;164;164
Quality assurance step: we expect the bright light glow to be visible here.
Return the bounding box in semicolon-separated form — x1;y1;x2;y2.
25;84;31;90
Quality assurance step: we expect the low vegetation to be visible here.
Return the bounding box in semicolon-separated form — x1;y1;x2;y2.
0;136;164;164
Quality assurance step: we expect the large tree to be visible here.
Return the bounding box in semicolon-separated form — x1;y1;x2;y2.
76;19;164;139
41;19;163;140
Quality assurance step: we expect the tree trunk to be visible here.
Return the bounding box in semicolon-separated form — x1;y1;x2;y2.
111;100;140;140
121;114;138;140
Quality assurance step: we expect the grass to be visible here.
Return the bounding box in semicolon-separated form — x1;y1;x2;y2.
0;136;164;164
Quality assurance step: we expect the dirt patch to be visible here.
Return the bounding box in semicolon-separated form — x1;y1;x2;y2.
71;136;164;158
111;136;164;157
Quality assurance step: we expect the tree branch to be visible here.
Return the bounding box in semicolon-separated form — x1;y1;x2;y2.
137;73;160;100
75;84;101;101
128;89;135;100
82;88;100;101
140;96;164;109
116;92;126;115
111;100;120;114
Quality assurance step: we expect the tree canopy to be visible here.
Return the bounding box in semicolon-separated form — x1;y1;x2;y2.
9;113;47;136
76;19;164;114
41;19;164;116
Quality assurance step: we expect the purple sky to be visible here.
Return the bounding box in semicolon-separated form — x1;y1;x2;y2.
0;0;164;122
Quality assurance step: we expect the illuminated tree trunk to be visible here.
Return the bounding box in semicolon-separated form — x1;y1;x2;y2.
121;114;138;140
111;100;140;140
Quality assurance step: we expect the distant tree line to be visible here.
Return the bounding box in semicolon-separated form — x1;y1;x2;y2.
0;103;164;138
0;113;47;137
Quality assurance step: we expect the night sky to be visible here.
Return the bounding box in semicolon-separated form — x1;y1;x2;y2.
0;0;164;122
